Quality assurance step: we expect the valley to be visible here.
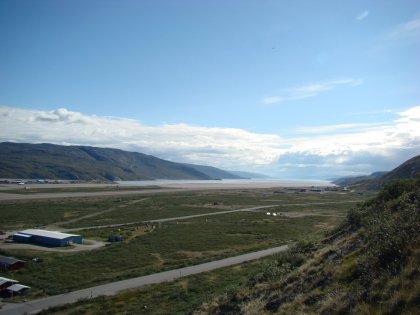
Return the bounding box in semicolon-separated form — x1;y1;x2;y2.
0;182;367;314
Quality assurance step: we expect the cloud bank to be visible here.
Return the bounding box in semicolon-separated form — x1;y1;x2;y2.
1;105;419;179
0;107;283;169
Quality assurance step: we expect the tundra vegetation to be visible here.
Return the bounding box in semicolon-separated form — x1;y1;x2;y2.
192;177;420;315
6;185;413;314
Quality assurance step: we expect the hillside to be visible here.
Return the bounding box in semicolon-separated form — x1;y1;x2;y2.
195;179;420;314
182;163;243;179
373;155;420;188
0;142;237;181
333;155;420;190
228;170;271;179
332;171;386;188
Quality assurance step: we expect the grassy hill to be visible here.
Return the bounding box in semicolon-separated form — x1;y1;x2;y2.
332;171;386;188
195;177;420;314
333;155;420;191
373;155;420;189
0;142;237;181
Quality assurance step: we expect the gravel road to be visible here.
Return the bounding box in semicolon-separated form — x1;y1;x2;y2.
0;244;288;315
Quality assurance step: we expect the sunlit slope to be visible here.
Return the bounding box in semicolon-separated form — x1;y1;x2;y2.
0;142;216;181
334;155;420;191
196;176;420;314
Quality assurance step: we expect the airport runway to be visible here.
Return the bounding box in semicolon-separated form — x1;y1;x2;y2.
0;180;334;202
0;188;184;202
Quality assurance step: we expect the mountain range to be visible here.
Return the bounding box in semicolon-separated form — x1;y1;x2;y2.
0;142;243;181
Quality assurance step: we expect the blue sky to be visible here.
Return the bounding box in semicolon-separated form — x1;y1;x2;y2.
1;1;419;179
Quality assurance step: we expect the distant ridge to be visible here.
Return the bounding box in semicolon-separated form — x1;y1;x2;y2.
228;170;270;179
0;142;239;181
182;163;243;179
333;155;420;190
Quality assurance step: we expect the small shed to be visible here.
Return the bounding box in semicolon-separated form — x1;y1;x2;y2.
0;277;18;290
6;284;30;295
13;229;82;247
0;256;25;271
108;235;123;242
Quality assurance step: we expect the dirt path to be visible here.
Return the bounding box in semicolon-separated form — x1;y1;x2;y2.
0;239;106;252
61;205;280;232
274;212;346;218
262;200;361;205
49;198;149;227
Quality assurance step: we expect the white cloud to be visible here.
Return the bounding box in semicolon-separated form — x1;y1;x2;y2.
388;14;420;42
296;122;383;134
260;78;363;105
0;105;419;178
356;10;369;21
273;105;420;177
0;106;283;169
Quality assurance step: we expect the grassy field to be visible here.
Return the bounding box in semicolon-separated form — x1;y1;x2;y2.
0;189;370;301
37;252;291;315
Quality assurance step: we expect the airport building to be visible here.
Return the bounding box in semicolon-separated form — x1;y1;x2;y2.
0;277;30;296
13;229;82;247
0;256;25;271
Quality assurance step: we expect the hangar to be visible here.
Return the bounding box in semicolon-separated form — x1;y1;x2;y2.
13;229;82;247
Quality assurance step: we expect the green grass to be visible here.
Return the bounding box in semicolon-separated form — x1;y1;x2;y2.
0;190;367;230
60;191;368;228
0;189;369;299
193;178;420;315
0;197;121;230
36;241;317;315
0;212;334;296
36;254;280;315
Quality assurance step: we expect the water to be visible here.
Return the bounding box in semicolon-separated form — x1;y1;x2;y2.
116;178;333;187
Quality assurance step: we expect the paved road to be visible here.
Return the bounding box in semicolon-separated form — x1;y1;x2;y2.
0;244;288;315
0;187;276;202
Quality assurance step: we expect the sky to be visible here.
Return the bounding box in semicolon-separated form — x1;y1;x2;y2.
1;0;419;179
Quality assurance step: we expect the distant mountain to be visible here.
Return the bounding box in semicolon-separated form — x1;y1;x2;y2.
332;171;386;187
333;155;420;190
182;164;243;179
0;142;236;181
228;170;271;179
371;155;420;189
